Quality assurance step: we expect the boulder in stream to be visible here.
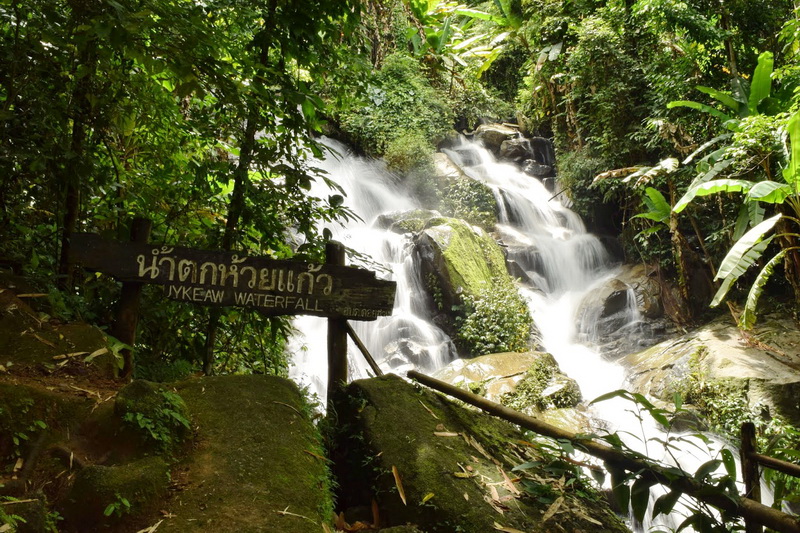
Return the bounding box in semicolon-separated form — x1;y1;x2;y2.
434;352;590;433
622;313;800;428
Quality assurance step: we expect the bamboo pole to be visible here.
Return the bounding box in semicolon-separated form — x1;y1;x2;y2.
345;322;383;377
407;370;800;533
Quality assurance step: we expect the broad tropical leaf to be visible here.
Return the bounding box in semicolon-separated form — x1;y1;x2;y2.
687;157;735;189
695;86;740;113
667;100;735;126
715;214;782;281
633;187;671;224
748;52;774;116
747;181;793;203
784;110;800;189
740;250;787;329
711;276;737;307
682;134;732;165
673;178;752;213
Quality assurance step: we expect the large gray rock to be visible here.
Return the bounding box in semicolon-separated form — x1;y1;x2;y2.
622;313;800;426
472;123;519;154
576;263;671;359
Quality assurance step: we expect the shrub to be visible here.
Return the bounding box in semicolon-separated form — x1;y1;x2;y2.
456;281;533;356
338;52;454;157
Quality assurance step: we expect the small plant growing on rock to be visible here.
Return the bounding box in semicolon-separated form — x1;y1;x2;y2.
455;281;533;356
116;382;191;452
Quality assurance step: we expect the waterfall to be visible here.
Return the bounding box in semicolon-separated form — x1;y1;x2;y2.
289;136;744;531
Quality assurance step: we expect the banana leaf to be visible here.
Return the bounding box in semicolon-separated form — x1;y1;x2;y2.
695;86;740;113
740;250;787;330
748;52;774;116
673;178;752;213
746;181;793;204
715;214;782;282
667;100;735;126
783;110;800;189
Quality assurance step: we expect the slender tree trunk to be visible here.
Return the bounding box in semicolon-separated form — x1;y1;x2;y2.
57;41;95;289
203;0;276;375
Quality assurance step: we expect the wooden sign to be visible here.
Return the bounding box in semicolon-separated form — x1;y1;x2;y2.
68;233;396;321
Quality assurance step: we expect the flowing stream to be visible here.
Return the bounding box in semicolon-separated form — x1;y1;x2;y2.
289;137;737;531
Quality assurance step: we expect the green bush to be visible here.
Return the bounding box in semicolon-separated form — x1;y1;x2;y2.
441;175;498;230
338;52;453;157
455;281;532;356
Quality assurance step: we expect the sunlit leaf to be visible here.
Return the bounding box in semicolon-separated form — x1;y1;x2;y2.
746;181;793;204
748;52;774;115
740;250;787;329
673;178;752;213
715;214;781;281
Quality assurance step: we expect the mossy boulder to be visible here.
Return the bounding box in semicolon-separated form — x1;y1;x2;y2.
63;456;170;529
375;209;442;235
329;374;627;533
434;352;587;432
158;375;332;533
415;218;509;315
0;289;114;376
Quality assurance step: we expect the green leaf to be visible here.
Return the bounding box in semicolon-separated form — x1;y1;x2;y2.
631;476;652;522
682;134;732;165
748;52;774;115
740;250;787;329
715;214;781;281
694;459;722;480
635;187;671;225
747;181;792;204
721;448;737;480
589;389;631;405
688;158;735;189
695;86;740;113
653;489;682;518
783;110;800;189
673;178;752;213
668;100;735;125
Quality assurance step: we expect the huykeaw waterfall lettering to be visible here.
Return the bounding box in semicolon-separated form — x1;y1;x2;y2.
290;135;749;532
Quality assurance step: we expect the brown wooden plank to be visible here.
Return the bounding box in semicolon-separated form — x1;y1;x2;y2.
68;233;396;321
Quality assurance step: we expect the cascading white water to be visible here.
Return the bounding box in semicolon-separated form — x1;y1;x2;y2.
290;136;747;531
289;139;456;399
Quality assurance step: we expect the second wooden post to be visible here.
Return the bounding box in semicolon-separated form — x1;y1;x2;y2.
326;241;348;404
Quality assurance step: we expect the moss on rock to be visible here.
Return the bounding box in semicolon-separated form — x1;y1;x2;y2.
329;374;627;533
158;375;333;533
114;380;191;453
63;456;170;529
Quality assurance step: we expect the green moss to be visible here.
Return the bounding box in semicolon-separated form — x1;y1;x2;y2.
434;219;508;299
64;457;170;528
330;375;627;533
114;380;191;453
158;375;334;533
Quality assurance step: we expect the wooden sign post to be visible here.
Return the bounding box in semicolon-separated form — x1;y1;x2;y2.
68;232;396;387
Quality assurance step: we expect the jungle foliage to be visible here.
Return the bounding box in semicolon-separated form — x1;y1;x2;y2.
1;0;365;377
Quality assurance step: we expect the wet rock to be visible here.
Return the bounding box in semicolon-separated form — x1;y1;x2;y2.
622;313;800;427
472;123;519;154
374;209;441;235
522;160;554;178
